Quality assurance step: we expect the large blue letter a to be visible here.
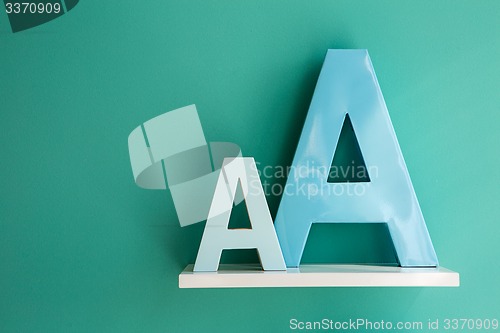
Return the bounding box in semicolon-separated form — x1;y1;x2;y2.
274;49;438;268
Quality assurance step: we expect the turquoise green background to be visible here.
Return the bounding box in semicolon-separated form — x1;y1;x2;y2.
1;1;499;332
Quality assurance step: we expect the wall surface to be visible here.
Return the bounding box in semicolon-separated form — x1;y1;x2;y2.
1;1;499;332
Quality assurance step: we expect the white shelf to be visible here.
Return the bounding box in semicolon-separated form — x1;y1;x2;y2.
179;264;459;288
